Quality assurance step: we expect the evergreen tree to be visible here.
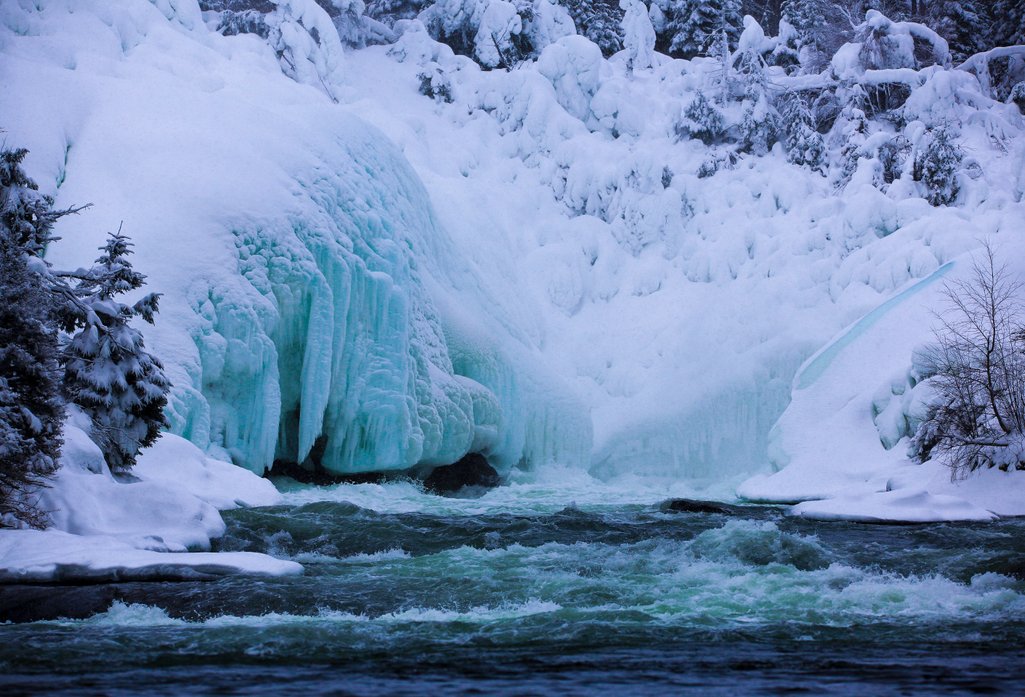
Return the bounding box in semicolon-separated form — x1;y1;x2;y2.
988;0;1025;49
735;31;779;154
559;0;623;56
675;90;726;144
665;0;742;59
778;91;824;171
0;148;73;527
913;123;962;206
832;83;869;187
781;0;830;71
365;0;430;25
59;232;170;472
926;1;986;64
620;0;656;71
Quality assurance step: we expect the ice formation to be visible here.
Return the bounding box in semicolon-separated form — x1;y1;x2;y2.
1;1;1024;524
0;0;591;480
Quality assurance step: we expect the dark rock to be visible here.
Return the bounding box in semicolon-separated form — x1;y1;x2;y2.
660;498;746;515
423;453;500;495
268;459;395;486
0;585;120;623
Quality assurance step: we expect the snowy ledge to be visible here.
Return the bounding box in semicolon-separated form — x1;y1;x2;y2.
785;489;998;524
1;420;299;584
738;242;1025;525
0;530;302;583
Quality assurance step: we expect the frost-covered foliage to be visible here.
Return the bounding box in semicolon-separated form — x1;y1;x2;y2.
558;0;623;57
0;148;73;528
202;0;347;99
58;233;170;473
734;16;778;154
662;0;743;59
912;244;1025;476
778;91;824;171
959;46;1025;105
912;123;962;206
420;0;574;67
619;0;655;72
473;1;522;68
676;91;726;144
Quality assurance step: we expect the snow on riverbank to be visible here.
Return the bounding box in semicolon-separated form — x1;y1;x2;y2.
0;530;301;583
0;415;298;583
739;238;1025;522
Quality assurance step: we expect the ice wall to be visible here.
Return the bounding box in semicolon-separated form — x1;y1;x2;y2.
0;0;591;477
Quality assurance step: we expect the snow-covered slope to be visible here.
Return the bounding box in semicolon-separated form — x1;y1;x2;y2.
0;0;590;480
337;22;1025;493
2;0;1024;526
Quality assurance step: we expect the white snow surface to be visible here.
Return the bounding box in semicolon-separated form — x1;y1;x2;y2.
1;2;1024;526
0;414;296;582
739;237;1025;521
0;529;301;582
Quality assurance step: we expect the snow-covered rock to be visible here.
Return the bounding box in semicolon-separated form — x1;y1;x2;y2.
0;529;302;582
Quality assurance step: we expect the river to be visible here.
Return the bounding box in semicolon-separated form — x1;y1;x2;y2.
2;472;1024;695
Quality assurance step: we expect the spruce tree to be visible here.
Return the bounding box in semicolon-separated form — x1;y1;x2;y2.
559;0;624;56
735;28;779;155
913;123;962;207
665;0;742;59
781;0;830;71
778;91;824;171
0;148;72;527
59;231;170;472
988;0;1025;49
936;1;986;64
675;91;726;144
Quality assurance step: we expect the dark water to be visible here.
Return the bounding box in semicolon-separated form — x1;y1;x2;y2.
2;479;1024;695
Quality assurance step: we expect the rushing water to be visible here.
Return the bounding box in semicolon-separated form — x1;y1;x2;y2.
2;469;1024;695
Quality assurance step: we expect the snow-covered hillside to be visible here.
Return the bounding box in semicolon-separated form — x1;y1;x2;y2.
0;0;591;484
2;0;1024;530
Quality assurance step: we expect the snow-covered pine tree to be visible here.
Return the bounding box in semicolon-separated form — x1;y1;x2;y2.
675;90;726;144
924;1;986;64
620;0;656;71
0;148;74;527
365;0;430;25
912;123;962;206
781;0;830;71
58;232;170;472
734;19;779;155
664;0;742;59
988;0;1025;49
558;0;623;56
831;82;869;187
778;91;824;171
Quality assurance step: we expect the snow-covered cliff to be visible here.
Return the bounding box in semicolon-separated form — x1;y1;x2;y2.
2;0;1024;525
0;0;591;479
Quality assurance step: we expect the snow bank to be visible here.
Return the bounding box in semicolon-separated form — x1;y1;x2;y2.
0;415;296;583
0;529;301;582
739;237;1025;521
